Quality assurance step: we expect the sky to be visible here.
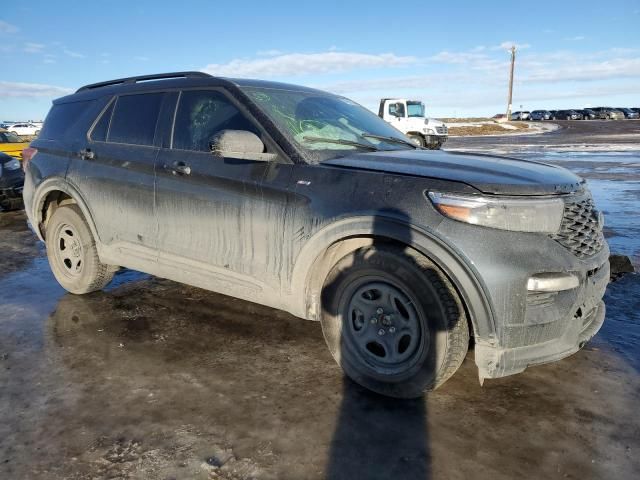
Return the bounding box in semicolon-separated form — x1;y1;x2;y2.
1;0;639;120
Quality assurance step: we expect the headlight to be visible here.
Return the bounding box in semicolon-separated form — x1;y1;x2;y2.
4;158;21;171
427;191;565;233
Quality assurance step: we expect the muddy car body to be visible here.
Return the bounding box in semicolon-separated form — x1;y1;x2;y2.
22;72;609;397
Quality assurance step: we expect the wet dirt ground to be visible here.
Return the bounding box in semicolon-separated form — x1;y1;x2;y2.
1;120;639;479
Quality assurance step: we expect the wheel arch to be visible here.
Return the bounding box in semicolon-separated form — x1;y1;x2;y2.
405;131;425;137
32;178;100;243
287;216;496;342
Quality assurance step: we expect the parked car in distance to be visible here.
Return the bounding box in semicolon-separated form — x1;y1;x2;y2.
510;111;530;120
552;110;583;120
0;130;30;159
579;108;598;120
492;113;507;120
529;110;551;121
23;71;610;398
592;107;625;120
7;123;41;136
632;108;640;114
616;108;639;119
0;151;24;210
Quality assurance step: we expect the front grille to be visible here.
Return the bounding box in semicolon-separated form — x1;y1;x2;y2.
553;195;605;258
436;126;447;134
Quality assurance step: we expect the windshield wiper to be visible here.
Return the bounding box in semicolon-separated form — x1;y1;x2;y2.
360;133;420;149
302;136;380;151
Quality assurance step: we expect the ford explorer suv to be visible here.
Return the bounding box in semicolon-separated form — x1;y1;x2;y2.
22;72;609;398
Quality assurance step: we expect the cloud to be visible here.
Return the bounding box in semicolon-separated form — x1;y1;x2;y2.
133;55;150;61
63;49;85;58
0;20;19;34
0;81;72;98
428;50;487;64
24;42;45;53
492;41;531;51
202;51;417;77
524;56;640;82
564;36;585;41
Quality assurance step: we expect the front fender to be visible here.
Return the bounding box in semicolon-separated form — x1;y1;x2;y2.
286;215;496;343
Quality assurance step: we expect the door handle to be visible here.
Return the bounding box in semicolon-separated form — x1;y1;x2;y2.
78;148;95;160
165;161;191;176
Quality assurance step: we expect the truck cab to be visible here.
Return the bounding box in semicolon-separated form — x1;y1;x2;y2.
378;98;448;149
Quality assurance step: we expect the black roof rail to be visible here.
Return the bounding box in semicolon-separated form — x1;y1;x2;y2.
76;71;212;93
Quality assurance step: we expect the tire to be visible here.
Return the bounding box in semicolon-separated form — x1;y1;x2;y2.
46;204;115;294
406;134;425;148
320;245;469;398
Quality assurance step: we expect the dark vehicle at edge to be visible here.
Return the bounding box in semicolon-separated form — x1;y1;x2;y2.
22;72;610;398
0;152;24;210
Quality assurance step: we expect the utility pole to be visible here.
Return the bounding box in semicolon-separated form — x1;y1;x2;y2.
506;45;516;120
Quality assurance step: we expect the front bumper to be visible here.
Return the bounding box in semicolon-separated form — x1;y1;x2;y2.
474;252;609;380
424;134;447;146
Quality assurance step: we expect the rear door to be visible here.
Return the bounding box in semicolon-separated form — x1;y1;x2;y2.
67;92;166;255
154;88;293;292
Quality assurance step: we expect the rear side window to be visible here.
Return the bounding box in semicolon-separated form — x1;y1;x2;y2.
172;90;259;152
108;93;163;146
39;101;92;140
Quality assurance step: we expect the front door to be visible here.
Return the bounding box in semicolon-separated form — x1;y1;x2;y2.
154;89;293;297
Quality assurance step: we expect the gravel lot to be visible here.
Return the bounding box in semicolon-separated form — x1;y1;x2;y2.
1;120;639;479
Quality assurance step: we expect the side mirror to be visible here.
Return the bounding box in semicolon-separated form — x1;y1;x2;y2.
209;129;265;155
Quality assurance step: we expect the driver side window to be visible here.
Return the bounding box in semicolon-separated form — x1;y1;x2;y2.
172;90;261;152
388;102;405;117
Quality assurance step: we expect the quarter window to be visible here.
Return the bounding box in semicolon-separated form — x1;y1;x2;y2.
172;90;259;152
39;101;92;140
108;93;163;146
90;101;114;142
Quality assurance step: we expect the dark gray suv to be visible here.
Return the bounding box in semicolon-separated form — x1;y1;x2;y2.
22;72;609;398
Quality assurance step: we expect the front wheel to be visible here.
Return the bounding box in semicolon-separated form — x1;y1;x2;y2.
406;134;425;148
46;204;116;294
320;245;469;398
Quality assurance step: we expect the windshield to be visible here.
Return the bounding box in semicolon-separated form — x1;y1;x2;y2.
241;86;415;162
407;101;425;118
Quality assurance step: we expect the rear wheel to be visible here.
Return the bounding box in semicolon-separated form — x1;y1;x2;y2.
46;204;116;294
320;245;469;398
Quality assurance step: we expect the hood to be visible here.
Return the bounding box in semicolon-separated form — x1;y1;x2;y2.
323;149;584;195
425;118;445;127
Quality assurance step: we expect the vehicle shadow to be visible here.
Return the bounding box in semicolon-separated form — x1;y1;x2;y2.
322;208;459;480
